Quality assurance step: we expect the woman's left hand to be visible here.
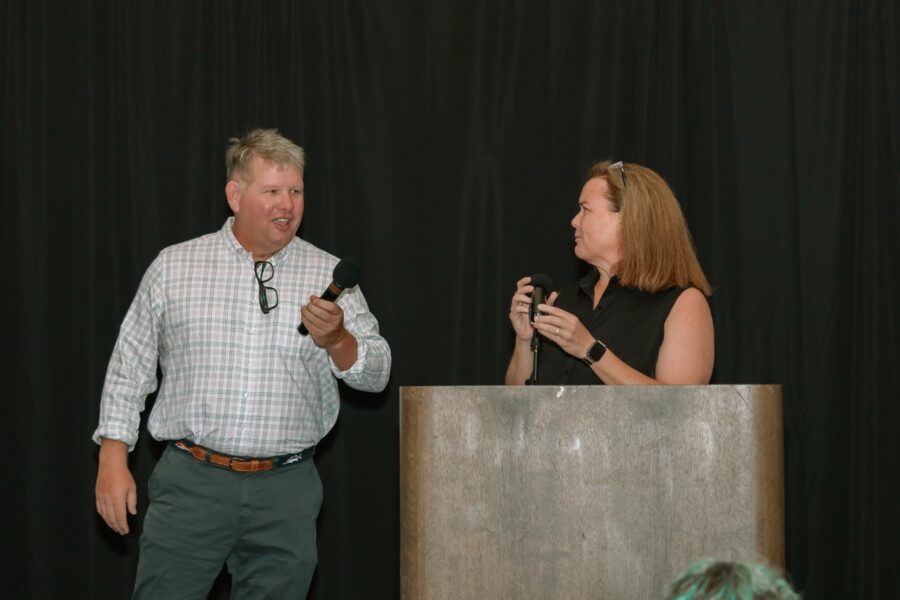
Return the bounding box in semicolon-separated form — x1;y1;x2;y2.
532;301;595;360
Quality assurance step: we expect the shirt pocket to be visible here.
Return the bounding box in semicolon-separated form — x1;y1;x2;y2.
272;300;318;360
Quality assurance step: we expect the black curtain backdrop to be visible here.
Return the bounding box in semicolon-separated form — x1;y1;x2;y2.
5;1;898;598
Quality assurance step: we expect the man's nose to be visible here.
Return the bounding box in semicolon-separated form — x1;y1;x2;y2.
276;190;293;208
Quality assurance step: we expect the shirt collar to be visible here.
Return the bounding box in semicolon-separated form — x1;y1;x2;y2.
218;217;296;266
577;268;619;300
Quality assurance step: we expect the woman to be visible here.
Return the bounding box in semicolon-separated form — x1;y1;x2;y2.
505;160;714;385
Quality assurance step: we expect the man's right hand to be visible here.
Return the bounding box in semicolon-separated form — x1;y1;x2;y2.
95;438;137;535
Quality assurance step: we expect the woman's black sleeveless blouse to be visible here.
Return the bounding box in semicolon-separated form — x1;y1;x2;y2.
535;269;685;384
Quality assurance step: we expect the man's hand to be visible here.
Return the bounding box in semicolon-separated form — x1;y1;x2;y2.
301;296;347;348
95;438;137;535
301;296;358;370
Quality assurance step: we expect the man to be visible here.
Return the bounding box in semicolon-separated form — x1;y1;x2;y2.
93;128;391;598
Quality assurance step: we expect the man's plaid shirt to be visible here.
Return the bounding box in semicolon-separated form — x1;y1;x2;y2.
93;219;391;456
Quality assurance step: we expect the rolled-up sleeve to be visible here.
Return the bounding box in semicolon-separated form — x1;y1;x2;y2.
329;284;391;392
92;257;163;451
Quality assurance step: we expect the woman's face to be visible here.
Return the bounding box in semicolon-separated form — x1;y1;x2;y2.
571;176;621;270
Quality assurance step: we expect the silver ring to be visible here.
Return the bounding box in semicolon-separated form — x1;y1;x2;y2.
556;326;560;335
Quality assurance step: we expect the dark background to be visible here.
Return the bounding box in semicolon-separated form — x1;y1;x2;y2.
5;1;898;598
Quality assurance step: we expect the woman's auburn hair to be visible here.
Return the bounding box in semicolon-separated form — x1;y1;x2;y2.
586;160;712;296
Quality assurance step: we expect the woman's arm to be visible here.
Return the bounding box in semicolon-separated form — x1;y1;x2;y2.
533;287;714;385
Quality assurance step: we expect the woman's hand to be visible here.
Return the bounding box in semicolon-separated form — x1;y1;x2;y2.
508;276;537;342
505;276;558;384
532;301;594;360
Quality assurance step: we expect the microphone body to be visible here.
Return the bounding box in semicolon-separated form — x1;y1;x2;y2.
317;281;345;303
529;284;549;350
528;273;554;326
526;273;554;384
297;257;361;336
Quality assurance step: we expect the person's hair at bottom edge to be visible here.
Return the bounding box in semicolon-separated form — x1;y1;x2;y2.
665;559;801;600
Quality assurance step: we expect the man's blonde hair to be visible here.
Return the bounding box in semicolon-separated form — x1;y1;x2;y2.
225;128;305;183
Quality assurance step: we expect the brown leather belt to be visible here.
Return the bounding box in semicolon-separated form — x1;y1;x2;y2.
171;439;315;473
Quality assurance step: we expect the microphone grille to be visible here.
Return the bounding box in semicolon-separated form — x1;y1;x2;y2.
530;273;554;290
333;257;362;289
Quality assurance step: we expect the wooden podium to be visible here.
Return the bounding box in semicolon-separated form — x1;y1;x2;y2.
399;385;783;599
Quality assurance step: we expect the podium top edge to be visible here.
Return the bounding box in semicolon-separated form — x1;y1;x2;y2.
397;384;784;391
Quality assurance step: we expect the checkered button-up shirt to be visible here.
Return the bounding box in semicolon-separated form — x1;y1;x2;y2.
93;218;391;456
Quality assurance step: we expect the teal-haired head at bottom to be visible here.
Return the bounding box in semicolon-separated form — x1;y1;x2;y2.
665;559;800;600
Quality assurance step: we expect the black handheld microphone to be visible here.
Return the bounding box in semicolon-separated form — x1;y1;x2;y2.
529;273;554;329
297;257;362;336
526;273;554;385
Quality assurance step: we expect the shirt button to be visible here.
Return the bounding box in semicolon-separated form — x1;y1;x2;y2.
243;392;248;398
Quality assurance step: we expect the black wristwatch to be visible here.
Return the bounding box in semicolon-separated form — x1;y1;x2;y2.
583;339;607;365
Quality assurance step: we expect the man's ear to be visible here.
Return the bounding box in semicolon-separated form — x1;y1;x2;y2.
225;180;242;213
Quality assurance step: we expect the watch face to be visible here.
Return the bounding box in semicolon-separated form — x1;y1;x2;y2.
587;340;606;362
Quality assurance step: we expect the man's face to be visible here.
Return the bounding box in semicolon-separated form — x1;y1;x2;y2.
227;155;304;260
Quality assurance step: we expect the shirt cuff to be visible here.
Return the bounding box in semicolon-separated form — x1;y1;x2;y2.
329;338;369;378
92;427;138;453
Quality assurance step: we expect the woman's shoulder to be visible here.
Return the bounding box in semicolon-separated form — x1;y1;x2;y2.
672;286;710;308
667;287;713;327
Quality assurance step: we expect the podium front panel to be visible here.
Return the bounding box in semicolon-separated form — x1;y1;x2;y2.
400;385;783;600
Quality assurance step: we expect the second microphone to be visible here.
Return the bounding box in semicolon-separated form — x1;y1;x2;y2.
297;257;362;336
